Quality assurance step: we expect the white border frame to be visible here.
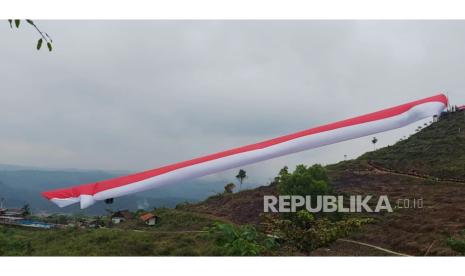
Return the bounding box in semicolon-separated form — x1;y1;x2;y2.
2;1;465;275
2;0;465;19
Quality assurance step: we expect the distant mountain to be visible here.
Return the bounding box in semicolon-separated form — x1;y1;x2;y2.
0;163;46;171
0;164;240;215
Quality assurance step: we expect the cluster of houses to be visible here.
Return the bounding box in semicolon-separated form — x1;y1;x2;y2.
110;210;159;226
0;207;54;229
0;205;159;230
0;207;27;224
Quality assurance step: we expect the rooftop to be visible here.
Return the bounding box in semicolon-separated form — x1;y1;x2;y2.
139;213;156;221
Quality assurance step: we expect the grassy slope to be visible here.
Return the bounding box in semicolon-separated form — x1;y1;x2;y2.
189;111;465;255
187;112;465;226
319;111;465;256
0;209;225;256
359;111;465;179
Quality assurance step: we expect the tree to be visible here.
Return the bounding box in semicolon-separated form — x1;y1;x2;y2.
236;169;247;191
224;183;236;194
7;19;53;51
371;137;378;150
277;164;331;200
22;204;30;216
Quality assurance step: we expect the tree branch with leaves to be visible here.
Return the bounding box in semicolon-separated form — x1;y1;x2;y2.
8;19;53;51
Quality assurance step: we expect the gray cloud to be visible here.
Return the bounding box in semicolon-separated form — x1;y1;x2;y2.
1;20;464;184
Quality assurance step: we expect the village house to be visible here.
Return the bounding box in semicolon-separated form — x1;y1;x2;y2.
110;210;133;224
87;219;105;228
0;208;27;224
0;208;26;217
139;213;158;226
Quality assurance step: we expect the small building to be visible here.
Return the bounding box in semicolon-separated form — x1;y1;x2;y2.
0;215;24;224
0;207;27;225
0;208;26;217
110;210;133;224
87;219;105;228
139;213;158;226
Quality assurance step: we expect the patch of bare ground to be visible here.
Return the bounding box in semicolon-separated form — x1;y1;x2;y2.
328;167;465;256
182;184;277;225
185;162;465;255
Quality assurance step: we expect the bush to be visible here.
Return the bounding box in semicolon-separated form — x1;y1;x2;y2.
0;227;33;255
264;210;372;253
447;238;465;255
447;231;465;255
224;183;236;194
206;223;277;256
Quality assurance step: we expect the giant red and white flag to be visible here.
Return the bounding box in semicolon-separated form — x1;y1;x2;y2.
42;94;448;209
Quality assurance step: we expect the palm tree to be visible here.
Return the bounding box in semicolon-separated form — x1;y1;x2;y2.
236;169;247;191
371;137;378;150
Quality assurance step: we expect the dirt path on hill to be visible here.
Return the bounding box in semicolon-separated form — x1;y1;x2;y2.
366;162;465;184
132;230;207;234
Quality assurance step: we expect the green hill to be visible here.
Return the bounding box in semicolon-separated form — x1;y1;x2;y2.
359;110;465;180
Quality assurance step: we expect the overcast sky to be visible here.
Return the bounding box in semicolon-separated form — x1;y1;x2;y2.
1;21;464;184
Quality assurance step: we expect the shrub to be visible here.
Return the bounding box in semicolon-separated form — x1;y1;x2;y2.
447;230;465;255
264;210;372;253
224;183;236;194
206;223;277;256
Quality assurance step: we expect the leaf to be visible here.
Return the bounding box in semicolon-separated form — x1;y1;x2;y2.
26;19;34;25
47;42;52;52
8;19;12;28
15;19;20;28
37;38;43;50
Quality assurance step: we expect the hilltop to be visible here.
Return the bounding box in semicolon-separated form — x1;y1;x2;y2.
320;110;465;255
359;110;465;180
188;110;465;255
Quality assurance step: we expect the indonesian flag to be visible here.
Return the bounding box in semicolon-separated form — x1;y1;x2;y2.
42;94;448;209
